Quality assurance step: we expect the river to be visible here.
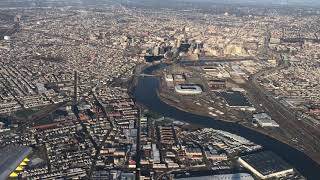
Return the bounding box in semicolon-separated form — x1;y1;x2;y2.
132;64;320;180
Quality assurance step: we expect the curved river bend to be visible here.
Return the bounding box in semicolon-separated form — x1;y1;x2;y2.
132;65;320;180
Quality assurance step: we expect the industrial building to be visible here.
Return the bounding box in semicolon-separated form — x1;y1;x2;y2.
165;74;174;82
184;143;203;159
174;173;254;180
174;74;186;82
3;36;10;41
238;151;294;179
175;84;203;95
208;79;226;90
253;113;280;127
0;145;32;179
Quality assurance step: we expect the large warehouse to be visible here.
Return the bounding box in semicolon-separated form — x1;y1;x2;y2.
175;173;254;180
253;113;280;127
238;151;294;179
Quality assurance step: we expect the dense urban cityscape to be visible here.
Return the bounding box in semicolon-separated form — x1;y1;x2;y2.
0;0;320;179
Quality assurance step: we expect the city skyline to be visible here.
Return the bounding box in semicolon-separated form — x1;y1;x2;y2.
0;0;320;179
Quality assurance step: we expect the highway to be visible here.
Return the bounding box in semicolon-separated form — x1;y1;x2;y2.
135;73;156;77
87;91;118;178
136;109;142;180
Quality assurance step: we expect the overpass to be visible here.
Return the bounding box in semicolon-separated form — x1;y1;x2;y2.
134;73;156;77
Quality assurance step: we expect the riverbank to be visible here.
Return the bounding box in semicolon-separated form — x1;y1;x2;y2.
130;63;320;179
157;79;320;167
158;91;237;124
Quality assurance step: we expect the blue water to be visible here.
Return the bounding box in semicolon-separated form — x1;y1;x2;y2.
132;65;320;180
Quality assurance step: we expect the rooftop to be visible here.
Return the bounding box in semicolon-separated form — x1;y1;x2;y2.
239;151;292;176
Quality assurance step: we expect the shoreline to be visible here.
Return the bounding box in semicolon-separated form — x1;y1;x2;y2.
157;89;320;166
130;63;320;179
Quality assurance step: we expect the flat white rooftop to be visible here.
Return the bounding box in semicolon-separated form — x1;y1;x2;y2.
174;173;254;180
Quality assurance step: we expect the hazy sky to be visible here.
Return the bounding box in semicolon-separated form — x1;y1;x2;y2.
178;0;320;5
